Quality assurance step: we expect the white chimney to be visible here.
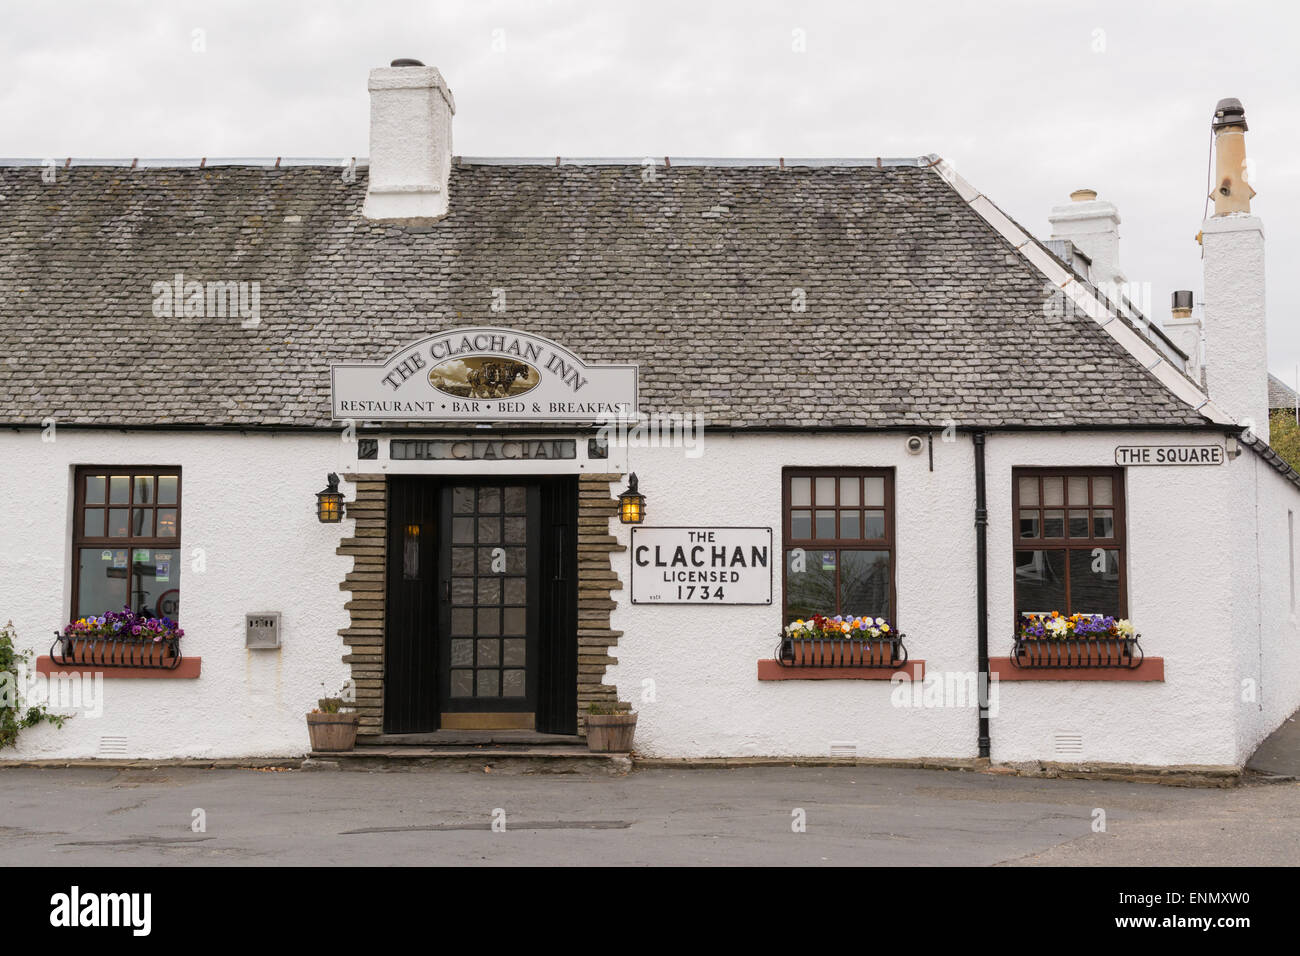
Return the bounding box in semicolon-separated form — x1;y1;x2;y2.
1048;188;1125;289
1163;290;1203;384
1201;97;1269;442
362;58;456;223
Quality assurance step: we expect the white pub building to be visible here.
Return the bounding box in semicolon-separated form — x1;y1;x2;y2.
1;63;1296;777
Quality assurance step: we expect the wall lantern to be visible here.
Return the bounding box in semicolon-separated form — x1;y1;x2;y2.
618;472;646;525
316;472;346;523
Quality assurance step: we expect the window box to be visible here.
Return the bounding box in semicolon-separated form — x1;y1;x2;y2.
1010;635;1143;670
778;634;908;668
51;632;183;671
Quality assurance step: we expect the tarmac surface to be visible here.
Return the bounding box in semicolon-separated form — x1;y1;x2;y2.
1;764;1297;866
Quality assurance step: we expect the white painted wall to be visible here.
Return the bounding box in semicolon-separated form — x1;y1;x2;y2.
3;426;1296;767
0;430;353;759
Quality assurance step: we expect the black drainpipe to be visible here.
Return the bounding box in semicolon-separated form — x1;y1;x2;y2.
973;431;991;759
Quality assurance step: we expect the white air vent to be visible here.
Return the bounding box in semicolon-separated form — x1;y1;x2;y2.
829;741;858;758
1054;732;1084;757
98;736;129;756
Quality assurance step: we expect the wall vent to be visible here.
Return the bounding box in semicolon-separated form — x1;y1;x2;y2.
98;736;129;756
829;741;858;758
1053;732;1084;757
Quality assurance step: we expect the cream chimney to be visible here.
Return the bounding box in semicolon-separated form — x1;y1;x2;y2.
362;58;456;223
1048;188;1124;289
1201;97;1269;442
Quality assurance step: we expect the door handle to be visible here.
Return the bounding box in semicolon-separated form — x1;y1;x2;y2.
443;579;451;603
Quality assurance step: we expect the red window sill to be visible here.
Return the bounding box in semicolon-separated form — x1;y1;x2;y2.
989;657;1164;681
35;656;202;679
758;660;925;681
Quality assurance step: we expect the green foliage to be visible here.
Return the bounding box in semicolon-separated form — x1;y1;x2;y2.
0;621;67;750
587;701;631;716
1269;411;1300;472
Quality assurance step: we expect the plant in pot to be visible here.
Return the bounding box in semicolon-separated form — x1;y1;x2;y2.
306;682;358;753
585;701;637;753
1013;613;1141;668
54;607;183;670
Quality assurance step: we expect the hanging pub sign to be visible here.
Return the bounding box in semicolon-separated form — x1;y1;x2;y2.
1114;444;1224;466
330;327;638;423
630;527;773;605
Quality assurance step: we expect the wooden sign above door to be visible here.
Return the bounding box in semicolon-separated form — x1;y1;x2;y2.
330;328;638;423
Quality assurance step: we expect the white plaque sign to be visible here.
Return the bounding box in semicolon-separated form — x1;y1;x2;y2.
631;527;773;605
1115;444;1224;466
331;327;637;423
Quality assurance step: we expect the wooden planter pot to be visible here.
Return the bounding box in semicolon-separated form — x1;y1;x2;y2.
52;634;181;670
307;712;359;752
1011;636;1142;669
779;636;907;668
585;713;637;753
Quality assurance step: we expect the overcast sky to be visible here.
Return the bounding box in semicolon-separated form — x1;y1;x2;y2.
4;0;1296;382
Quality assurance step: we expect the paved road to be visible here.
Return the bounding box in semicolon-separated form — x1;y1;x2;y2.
1;766;1296;866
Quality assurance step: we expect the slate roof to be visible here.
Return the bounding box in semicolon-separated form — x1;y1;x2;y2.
0;160;1212;429
1269;373;1297;411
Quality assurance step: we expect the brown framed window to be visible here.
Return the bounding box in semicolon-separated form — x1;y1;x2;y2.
72;467;182;622
782;468;895;623
1013;468;1125;621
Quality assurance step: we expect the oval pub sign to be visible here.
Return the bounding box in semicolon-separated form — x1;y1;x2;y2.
330;328;638;423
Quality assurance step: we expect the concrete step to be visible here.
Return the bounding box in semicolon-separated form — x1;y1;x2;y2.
365;730;583;748
305;745;630;774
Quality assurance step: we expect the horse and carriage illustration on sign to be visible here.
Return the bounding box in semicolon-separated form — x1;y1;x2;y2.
427;356;542;399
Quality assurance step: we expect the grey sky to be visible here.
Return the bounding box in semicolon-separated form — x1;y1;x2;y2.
4;0;1296;382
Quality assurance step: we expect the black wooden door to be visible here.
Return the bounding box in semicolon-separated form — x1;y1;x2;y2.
383;476;441;733
536;477;578;734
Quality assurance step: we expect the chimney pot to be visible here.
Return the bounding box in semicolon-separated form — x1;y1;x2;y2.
1212;97;1247;131
1070;188;1098;202
1171;290;1194;315
390;58;425;67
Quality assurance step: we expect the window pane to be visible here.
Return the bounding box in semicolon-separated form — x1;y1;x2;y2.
815;477;836;505
1069;549;1121;617
476;608;500;636
840;550;890;619
1042;477;1064;507
1019;510;1039;538
133;476;154;504
86;475;106;505
503;486;527;513
451;607;473;635
504;516;527;544
477;516;501;544
132;509;153;537
76;548;127;618
451;578;474;604
862;511;885;538
1093;509;1114;538
477;487;501;512
790;510;811;539
1092;476;1113;506
1068;476;1089;505
84;508;104;536
1018;476;1038;506
157;509;178;537
839;477;860;507
502;670;526;697
451;547;474;573
133;548;180;620
785;558;835;621
504;577;526;604
450;669;474;697
1068;509;1090;538
109;476;129;505
815;510;836;538
1043;510;1064;538
476;669;500;697
503;607;525;635
452;516;474;543
503;639;526;666
477;639;500;666
157;475;178;506
450;639;473;666
1014;549;1067;616
452;487;474;513
790;477;810;507
108;508;129;537
864;477;885;507
839;510;860;539
477;578;501;604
